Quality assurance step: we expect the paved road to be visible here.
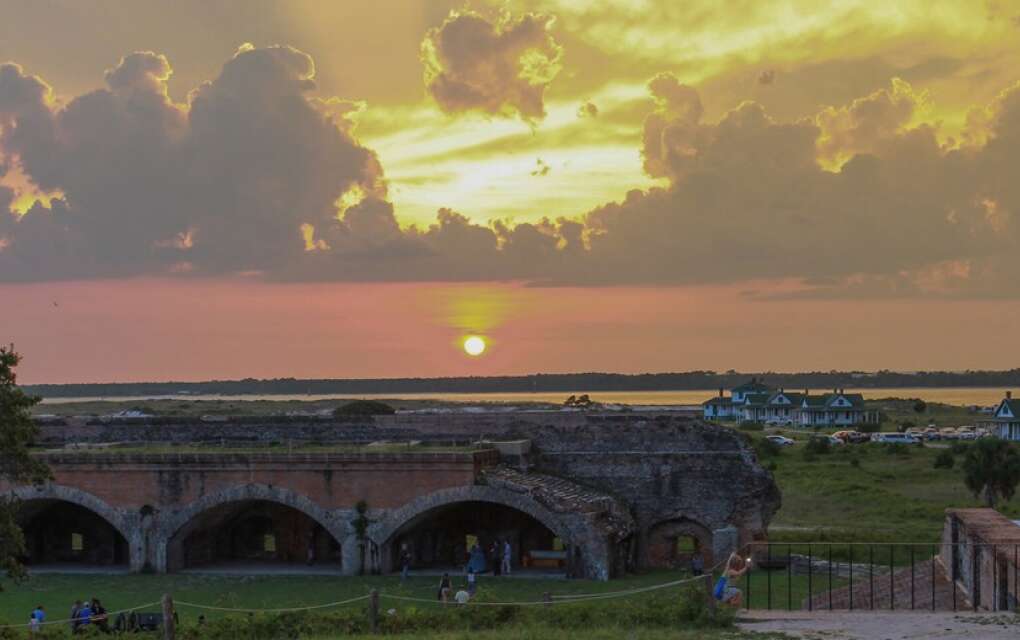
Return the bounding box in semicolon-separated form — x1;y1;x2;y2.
739;611;1020;639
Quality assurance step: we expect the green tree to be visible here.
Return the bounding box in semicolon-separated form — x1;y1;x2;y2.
1;346;52;588
962;438;1020;507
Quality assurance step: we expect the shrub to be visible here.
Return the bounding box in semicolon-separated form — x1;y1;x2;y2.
858;422;881;433
767;461;778;472
950;441;971;456
804;436;832;457
754;437;781;458
738;420;763;431
884;443;911;457
333;400;396;417
934;450;955;469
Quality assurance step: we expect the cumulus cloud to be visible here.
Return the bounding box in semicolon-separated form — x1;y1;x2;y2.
421;10;563;122
2;48;1020;298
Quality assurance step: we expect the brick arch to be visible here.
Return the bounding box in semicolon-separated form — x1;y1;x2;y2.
154;483;348;572
369;485;576;548
10;484;140;569
645;517;715;569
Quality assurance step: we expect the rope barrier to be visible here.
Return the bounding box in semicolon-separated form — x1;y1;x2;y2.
3;545;755;625
174;595;370;614
0;600;162;630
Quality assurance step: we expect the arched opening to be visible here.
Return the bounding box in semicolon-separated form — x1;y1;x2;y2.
166;500;342;574
646;519;713;570
388;500;567;576
18;500;129;572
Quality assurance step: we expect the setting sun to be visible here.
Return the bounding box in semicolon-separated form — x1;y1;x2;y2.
463;335;486;357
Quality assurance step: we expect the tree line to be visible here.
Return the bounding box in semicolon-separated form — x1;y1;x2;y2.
23;369;1020;398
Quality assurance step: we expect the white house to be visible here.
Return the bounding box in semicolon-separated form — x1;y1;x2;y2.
703;381;878;427
985;392;1020;440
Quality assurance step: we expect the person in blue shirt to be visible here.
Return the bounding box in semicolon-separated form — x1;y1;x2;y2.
77;600;93;629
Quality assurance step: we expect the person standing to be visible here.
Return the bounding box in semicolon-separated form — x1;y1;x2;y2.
29;605;44;634
467;568;478;596
399;544;411;581
437;573;452;602
502;540;512;576
488;542;500;576
691;551;705;576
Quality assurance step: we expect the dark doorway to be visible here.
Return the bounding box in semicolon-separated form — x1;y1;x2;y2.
19;500;128;569
389;501;564;574
166;500;341;573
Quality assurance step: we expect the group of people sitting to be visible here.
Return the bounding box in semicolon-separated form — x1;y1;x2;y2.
69;598;109;633
437;567;479;604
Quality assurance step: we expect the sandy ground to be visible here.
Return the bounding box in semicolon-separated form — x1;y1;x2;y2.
738;610;1020;639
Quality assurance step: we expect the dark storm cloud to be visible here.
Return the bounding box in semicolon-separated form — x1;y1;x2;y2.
2;47;1020;297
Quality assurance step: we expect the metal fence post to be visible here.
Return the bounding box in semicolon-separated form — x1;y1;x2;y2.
849;544;854;611
911;544;915;610
889;544;894;610
869;545;874;609
828;545;833;610
807;544;813;612
787;544;792;611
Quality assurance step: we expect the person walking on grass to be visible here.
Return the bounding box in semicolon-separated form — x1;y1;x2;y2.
437;573;452;602
29;605;44;634
713;552;750;607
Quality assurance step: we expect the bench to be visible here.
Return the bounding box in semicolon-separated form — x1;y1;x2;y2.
526;550;567;569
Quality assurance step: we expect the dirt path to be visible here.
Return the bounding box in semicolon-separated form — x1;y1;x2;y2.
739;611;1020;639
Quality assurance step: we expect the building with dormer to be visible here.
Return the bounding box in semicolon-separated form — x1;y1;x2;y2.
984;392;1020;440
702;380;878;427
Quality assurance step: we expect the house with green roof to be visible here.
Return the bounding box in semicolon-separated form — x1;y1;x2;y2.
702;378;774;420
795;389;876;427
984;392;1020;440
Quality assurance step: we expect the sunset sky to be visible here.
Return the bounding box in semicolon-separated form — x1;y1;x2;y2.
2;0;1020;383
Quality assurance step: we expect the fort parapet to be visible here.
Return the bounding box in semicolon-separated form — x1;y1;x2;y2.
11;412;777;580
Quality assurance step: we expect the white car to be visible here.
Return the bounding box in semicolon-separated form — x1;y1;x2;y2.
766;435;795;447
871;432;919;445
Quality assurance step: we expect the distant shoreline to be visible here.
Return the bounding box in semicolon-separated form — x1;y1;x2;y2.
23;370;1020;399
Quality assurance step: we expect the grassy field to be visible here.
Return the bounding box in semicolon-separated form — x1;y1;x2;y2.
753;432;1020;544
0;570;829;627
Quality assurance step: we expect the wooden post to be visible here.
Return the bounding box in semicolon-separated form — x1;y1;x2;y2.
703;574;717;616
161;594;176;640
543;591;552;606
368;589;379;633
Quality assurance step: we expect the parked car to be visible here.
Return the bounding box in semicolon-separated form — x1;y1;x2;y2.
833;430;868;444
957;427;977;441
939;427;959;441
923;427;940;441
766;435;795;447
765;418;793;427
871;432;920;445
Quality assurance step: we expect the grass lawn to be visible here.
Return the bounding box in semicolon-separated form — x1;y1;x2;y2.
0;570;837;629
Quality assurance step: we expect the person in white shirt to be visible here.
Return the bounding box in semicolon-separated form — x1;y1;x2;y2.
502;540;512;575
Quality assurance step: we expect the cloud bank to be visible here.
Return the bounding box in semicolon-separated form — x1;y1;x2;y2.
1;45;1020;297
